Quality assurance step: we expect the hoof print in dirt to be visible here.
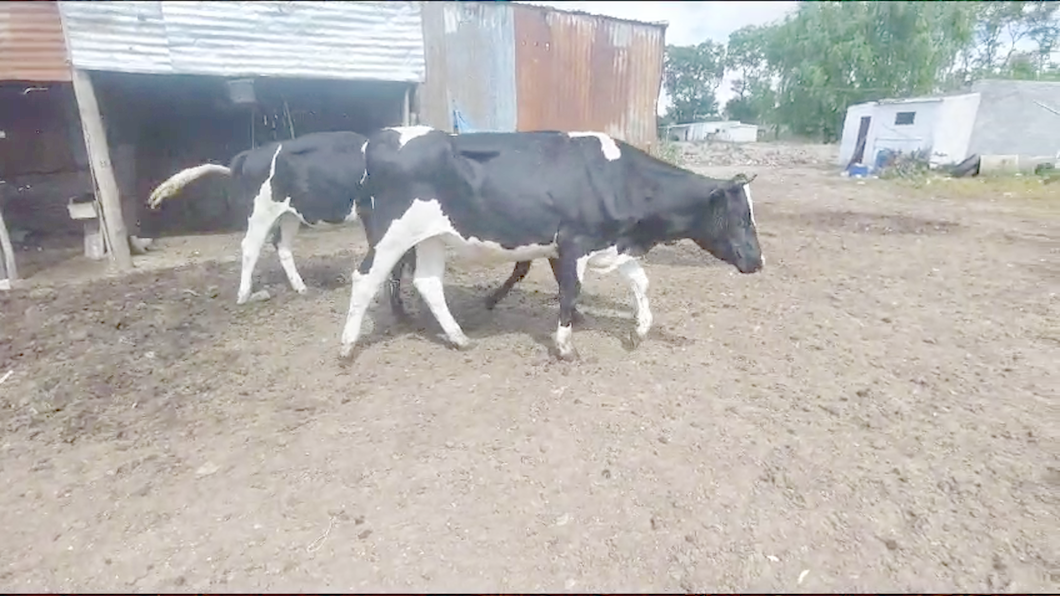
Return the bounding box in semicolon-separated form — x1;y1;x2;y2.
623;330;645;351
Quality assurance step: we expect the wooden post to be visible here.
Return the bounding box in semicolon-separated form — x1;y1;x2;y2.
0;197;17;285
402;84;412;126
70;69;133;270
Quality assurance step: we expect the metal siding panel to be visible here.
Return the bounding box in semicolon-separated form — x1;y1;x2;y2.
513;4;664;148
418;1;452;130
442;2;516;132
58;1;173;75
0;3;72;82
58;1;425;82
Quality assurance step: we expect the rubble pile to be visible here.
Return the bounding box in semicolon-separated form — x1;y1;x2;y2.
674;141;838;168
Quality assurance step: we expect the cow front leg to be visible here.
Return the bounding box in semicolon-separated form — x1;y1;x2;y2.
276;213;307;295
547;257;584;325
340;243;411;359
485;261;532;310
412;237;471;350
237;209;281;305
553;253;582;361
617;259;652;349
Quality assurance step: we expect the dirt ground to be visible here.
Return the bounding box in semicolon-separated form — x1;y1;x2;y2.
1;142;1057;592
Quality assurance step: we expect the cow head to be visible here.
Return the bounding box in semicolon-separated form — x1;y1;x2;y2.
693;173;764;274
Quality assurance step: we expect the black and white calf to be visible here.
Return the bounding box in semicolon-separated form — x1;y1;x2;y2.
148;131;395;305
341;126;764;360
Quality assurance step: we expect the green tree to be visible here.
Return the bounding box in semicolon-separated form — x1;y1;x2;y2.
663;41;726;124
962;1;1059;78
723;24;778;126
764;1;977;141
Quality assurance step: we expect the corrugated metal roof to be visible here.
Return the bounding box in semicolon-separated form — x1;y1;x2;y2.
0;3;72;82
58;1;425;82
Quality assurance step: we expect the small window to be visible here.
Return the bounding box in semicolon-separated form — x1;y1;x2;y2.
894;111;916;126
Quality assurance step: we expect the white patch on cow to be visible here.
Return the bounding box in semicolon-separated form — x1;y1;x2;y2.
387;125;437;148
575;247;653;339
555;323;575;359
238;144;293;304
741;182;763;266
567;131;621;161
744;182;756;226
385;198;557;264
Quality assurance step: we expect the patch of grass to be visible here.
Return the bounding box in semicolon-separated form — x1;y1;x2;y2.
649;140;684;167
888;173;1060;217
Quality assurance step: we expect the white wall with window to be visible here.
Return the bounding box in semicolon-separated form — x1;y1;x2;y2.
837;93;982;168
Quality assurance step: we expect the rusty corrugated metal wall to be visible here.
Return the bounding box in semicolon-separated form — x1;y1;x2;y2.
0;3;71;82
419;2;517;132
512;4;664;148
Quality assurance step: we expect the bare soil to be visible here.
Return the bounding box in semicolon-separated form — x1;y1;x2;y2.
1;143;1058;592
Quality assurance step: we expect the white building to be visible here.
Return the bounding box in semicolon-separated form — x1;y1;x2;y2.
838;79;1060;169
663;120;758;144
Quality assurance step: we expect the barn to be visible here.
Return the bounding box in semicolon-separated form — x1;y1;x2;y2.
837;79;1060;171
55;0;425;245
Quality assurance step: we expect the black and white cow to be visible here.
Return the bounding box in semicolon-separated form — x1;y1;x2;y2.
147;131;378;305
146;130;565;313
340;126;764;361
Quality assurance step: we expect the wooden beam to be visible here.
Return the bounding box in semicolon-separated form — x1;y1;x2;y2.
403;84;412;126
70;68;133;270
0;196;17;285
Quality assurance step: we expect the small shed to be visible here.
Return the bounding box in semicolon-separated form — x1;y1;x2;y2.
838;79;1060;169
419;1;666;149
663;121;758;144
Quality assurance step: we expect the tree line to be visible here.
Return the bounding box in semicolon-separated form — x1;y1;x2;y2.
660;1;1060;142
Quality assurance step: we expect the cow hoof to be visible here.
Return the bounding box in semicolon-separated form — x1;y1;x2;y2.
554;346;580;362
293;285;308;296
248;290;271;303
339;343;356;359
624;330;644;351
449;336;473;351
483;297;499;311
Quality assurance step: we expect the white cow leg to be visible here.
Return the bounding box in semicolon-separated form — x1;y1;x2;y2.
339;243;411;358
618;259;652;349
276;213;307;295
237;209;281;305
412;237;471;349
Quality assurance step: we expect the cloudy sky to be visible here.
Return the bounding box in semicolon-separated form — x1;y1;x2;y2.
520;1;799;115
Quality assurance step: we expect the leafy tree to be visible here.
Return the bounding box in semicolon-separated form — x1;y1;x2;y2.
663;41;726;124
723;25;778;126
763;1;978;141
962;1;1059;78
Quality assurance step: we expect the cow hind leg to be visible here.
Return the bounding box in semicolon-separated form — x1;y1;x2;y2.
387;250;416;321
411;237;471;350
617;259;652;349
276;213;307;295
340;243;412;359
485;261;532;310
237;209;283;305
553;253;583;361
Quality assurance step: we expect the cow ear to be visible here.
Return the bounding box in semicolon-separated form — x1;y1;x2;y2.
729;173;756;186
